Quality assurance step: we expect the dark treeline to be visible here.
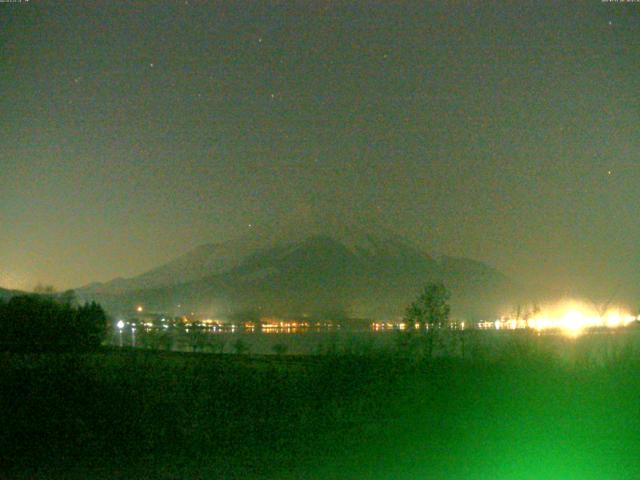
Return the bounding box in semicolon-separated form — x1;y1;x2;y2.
0;294;107;352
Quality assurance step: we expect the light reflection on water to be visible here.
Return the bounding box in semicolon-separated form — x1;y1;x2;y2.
111;324;640;361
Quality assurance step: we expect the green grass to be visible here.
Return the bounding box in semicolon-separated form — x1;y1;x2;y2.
2;335;640;479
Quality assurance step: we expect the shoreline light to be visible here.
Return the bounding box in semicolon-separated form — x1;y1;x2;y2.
487;301;637;337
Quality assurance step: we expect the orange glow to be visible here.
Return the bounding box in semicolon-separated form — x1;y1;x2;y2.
491;300;637;337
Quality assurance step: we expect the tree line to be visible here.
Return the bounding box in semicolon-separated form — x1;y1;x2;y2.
0;292;107;352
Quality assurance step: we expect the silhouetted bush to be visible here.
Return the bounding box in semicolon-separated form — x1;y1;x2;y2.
272;342;288;355
233;338;250;354
0;294;107;352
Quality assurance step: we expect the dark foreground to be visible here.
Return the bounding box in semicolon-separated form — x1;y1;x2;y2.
2;338;640;479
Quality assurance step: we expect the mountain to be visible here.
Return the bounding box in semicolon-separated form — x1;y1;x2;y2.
0;287;23;301
84;216;430;293
79;218;517;320
83;239;264;295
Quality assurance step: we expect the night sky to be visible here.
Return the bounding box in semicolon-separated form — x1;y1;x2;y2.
1;1;638;303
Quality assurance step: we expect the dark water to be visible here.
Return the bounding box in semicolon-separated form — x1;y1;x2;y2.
114;326;640;362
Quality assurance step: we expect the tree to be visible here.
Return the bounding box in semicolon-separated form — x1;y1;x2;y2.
33;284;56;295
404;282;451;358
405;282;451;330
0;295;107;352
68;301;108;350
59;289;77;306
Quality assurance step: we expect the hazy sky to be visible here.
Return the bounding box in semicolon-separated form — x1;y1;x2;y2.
1;1;638;302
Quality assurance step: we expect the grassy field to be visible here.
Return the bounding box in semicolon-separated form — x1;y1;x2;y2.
2;332;640;479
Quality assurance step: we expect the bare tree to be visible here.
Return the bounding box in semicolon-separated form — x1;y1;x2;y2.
404;282;451;358
33;284;56;295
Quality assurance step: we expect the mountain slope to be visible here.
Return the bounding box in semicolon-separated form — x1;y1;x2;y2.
82;216;431;294
79;220;516;319
83;239;263;294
